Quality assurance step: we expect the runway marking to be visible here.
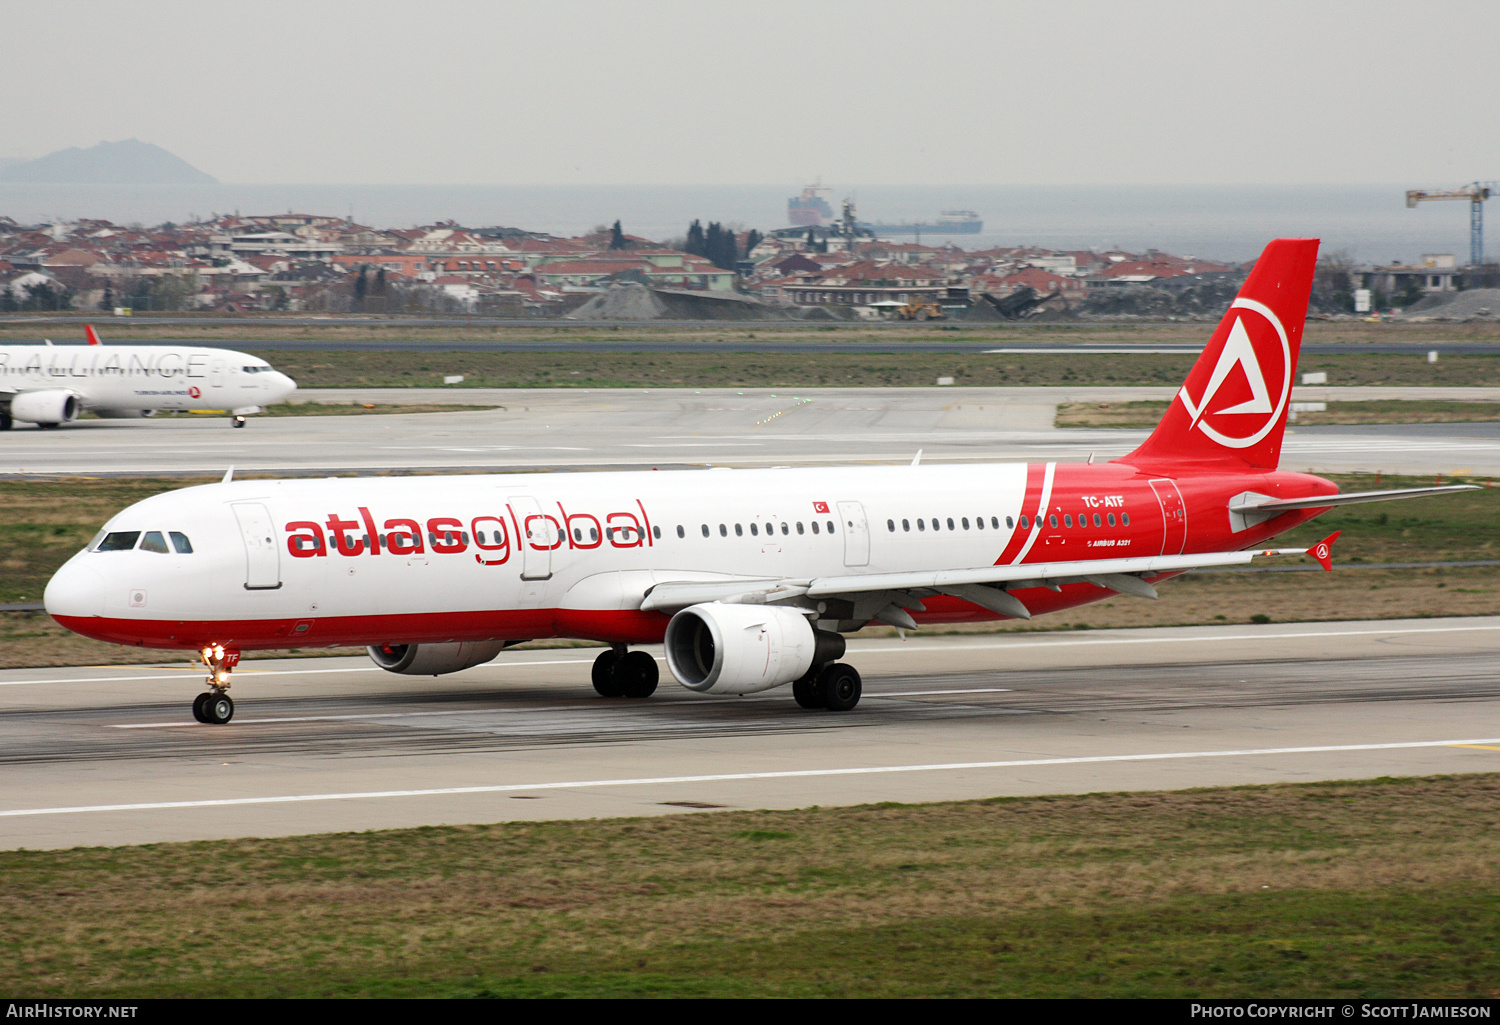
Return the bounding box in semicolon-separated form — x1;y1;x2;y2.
108;688;1016;728
0;657;602;687
866;687;1011;698
4;620;1498;688
1449;743;1500;751
4;737;1498;819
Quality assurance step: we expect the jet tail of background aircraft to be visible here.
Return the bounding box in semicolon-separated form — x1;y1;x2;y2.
1119;237;1320;473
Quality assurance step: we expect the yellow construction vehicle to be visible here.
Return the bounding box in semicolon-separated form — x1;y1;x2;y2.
896;301;945;321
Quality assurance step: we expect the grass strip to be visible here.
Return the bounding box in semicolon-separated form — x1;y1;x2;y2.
2;774;1497;997
1059;399;1500;428
248;350;1500;389
5;319;1500;347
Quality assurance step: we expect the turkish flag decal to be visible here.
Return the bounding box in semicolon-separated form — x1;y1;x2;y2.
812;501;829;514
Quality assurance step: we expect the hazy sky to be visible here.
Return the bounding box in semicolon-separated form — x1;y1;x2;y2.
3;0;1497;186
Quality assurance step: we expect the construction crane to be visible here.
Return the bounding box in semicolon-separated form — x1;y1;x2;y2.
1405;181;1500;265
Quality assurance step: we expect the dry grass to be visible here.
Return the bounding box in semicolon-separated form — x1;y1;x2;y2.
1059;399;1500;428
6;317;1500;347
246;349;1500;390
1;775;1497;996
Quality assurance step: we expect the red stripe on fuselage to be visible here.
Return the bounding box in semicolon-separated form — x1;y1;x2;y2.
995;461;1044;564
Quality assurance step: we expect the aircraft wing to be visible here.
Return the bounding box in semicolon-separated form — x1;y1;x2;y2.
640;535;1340;622
1228;485;1478;514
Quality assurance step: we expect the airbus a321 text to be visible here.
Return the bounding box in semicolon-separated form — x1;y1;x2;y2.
0;325;296;429
43;240;1477;723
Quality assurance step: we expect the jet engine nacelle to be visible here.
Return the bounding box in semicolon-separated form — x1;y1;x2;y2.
10;390;80;425
92;408;156;419
366;640;507;676
664;602;844;695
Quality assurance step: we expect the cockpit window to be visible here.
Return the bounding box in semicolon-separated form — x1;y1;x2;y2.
96;531;140;551
170;531;193;554
140;531;170;554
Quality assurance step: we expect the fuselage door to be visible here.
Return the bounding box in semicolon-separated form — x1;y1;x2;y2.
211;358;225;389
232;502;282;589
837;500;870;567
1149;479;1187;556
509;495;554;580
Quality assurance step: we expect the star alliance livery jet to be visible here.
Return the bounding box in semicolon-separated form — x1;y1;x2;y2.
0;325;297;429
44;239;1477;724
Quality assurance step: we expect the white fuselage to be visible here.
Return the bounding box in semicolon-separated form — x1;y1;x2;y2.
45;464;1050;648
0;343;296;421
45;457;1322;654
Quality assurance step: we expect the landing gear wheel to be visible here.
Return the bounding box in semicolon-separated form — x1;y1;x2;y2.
232;415;247;428
592;649;624;697
0;412;12;431
792;671;822;710
818;663;862;712
204;692;234;725
192;692;211;723
617;650;658;699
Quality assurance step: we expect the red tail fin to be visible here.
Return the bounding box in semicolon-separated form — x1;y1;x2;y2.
1119;238;1319;473
84;325;101;346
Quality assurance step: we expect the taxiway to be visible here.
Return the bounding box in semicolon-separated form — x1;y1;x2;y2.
2;616;1497;850
3;386;1499;477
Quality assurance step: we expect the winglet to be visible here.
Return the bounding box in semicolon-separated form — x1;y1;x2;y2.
911;449;923;467
222;466;234;484
1307;531;1341;571
84;325;101;346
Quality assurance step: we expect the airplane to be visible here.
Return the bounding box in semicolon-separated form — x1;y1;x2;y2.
43;238;1479;725
0;325;297;429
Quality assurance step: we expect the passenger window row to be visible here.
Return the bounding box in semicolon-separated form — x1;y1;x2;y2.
684;520;836;539
888;515;1008;533
95;530;193;554
1047;512;1129;529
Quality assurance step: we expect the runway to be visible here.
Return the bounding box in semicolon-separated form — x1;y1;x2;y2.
2;616;1498;850
4;386;1500;477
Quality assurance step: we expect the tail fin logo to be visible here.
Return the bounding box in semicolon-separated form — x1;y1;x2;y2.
1175;297;1291;450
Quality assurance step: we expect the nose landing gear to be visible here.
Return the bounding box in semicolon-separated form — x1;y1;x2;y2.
231;415;247;428
191;644;239;724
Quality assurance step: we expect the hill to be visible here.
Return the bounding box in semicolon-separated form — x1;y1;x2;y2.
0;139;217;184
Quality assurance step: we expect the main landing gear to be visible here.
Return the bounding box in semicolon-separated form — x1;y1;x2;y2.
231;415;247;428
592;644;659;699
191;644;238;724
793;662;863;712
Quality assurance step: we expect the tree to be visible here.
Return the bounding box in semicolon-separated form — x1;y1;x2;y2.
685;219;705;257
1312;249;1356;312
354;266;369;307
99;281;114;311
609;220;627;250
744;229;762;256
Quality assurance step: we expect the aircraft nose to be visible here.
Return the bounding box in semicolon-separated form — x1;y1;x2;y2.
44;561;106;619
269;372;297;400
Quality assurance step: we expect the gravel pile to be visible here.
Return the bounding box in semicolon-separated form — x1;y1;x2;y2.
1402;288;1500;320
565;283;671;320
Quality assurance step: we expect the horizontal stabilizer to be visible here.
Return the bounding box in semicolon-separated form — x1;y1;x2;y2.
1307;531;1341;571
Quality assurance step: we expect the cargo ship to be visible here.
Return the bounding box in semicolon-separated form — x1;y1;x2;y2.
864;209;983;235
787;181;834;227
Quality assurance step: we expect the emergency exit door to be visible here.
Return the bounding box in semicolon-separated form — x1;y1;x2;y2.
837;500;870;567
